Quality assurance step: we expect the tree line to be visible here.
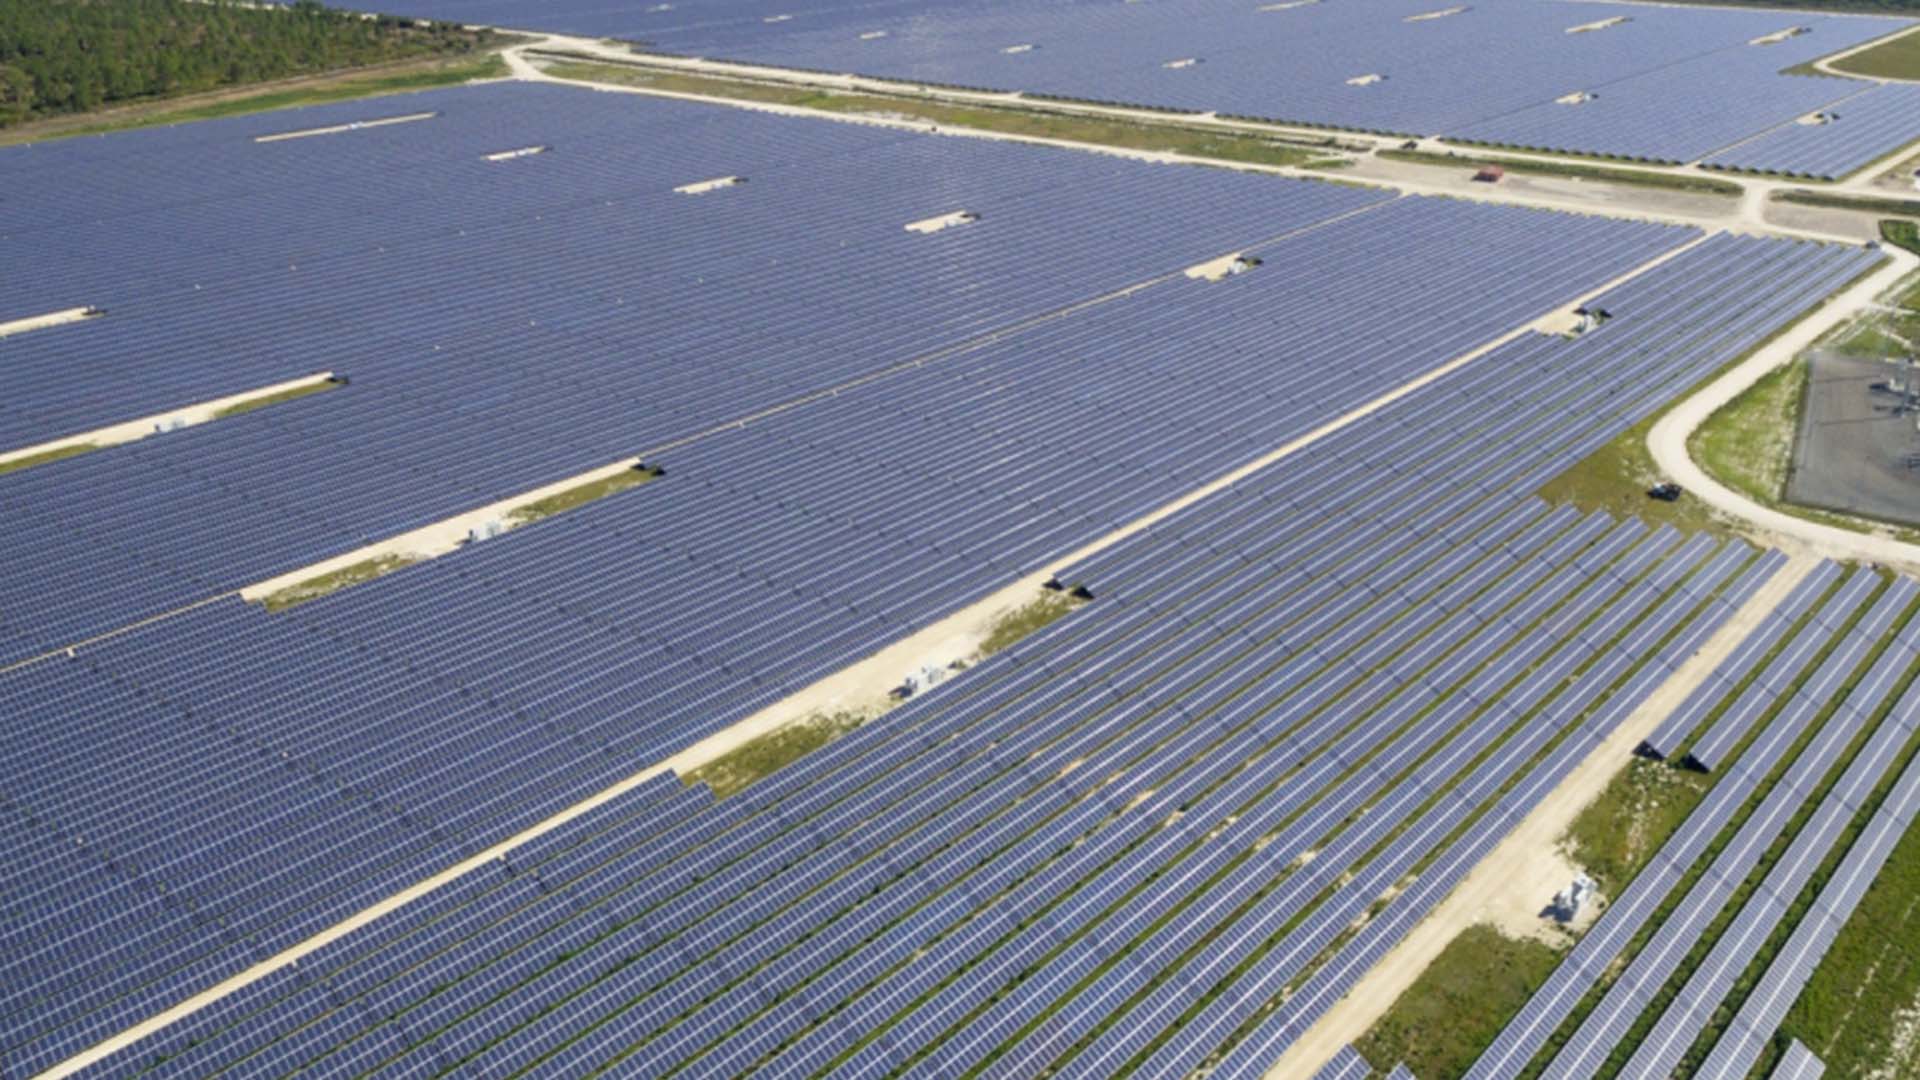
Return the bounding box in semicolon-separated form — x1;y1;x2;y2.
0;0;494;127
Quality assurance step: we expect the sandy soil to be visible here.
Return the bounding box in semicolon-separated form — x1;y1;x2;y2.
0;371;334;469
1264;554;1821;1079
238;456;642;602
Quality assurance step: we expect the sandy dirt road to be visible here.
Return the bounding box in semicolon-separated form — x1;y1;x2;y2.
1265;553;1822;1079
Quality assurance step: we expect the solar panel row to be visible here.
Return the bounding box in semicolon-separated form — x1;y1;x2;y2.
1461;565;1904;1080
1682;569;1885;772
17;79;1818;1070
1705;84;1920;180
6;73;1902;1080
368;0;1915;169
1770;1038;1826;1080
73;219;1864;1078
1612;618;1920;1080
1695;702;1920;1079
1542;583;1920;1080
1638;561;1841;761
1311;1045;1375;1080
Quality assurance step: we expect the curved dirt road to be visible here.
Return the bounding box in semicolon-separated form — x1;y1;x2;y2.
1647;246;1920;573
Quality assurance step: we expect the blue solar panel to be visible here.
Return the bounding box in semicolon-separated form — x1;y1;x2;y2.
6;71;1895;1080
363;0;1913;169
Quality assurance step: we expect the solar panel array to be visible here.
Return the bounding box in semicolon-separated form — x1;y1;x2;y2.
1615;619;1920;1080
1705;83;1920;180
1542;583;1920;1080
1685;569;1886;772
72;192;1865;1077
1636;560;1839;762
368;0;1916;169
1465;564;1920;1080
1311;1046;1376;1080
1696;717;1920;1079
23;73;1839;1077
1772;1039;1826;1080
7;73;1911;1080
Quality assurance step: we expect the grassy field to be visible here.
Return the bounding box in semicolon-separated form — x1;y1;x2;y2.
1537;410;1732;537
1829;26;1920;80
211;380;339;420
1886;218;1920;257
1688;358;1805;508
537;60;1341;170
1379;148;1743;196
979;592;1084;656
1358;925;1567;1080
1563;758;1715;895
507;467;657;526
260;554;417;613
684;711;868;798
0;54;509;146
0;443;96;478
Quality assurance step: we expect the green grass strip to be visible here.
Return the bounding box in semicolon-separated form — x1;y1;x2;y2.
260;555;416;613
1884;219;1920;258
979;593;1085;657
506;468;657;526
0;442;97;477
684;712;868;800
538;59;1337;170
211;380;338;420
1776;190;1920;219
1358;924;1567;1080
1688;357;1805;512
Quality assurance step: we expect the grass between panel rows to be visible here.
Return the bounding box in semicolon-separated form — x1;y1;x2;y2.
1511;579;1905;1079
1780;764;1920;1080
506;468;658;526
211;380;339;420
260;555;418;613
536;59;1343;170
1600;608;1920;1078
1356;567;1851;1079
0;442;97;477
1667;706;1920;1078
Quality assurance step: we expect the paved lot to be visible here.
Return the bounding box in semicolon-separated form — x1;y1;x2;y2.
1788;350;1920;526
